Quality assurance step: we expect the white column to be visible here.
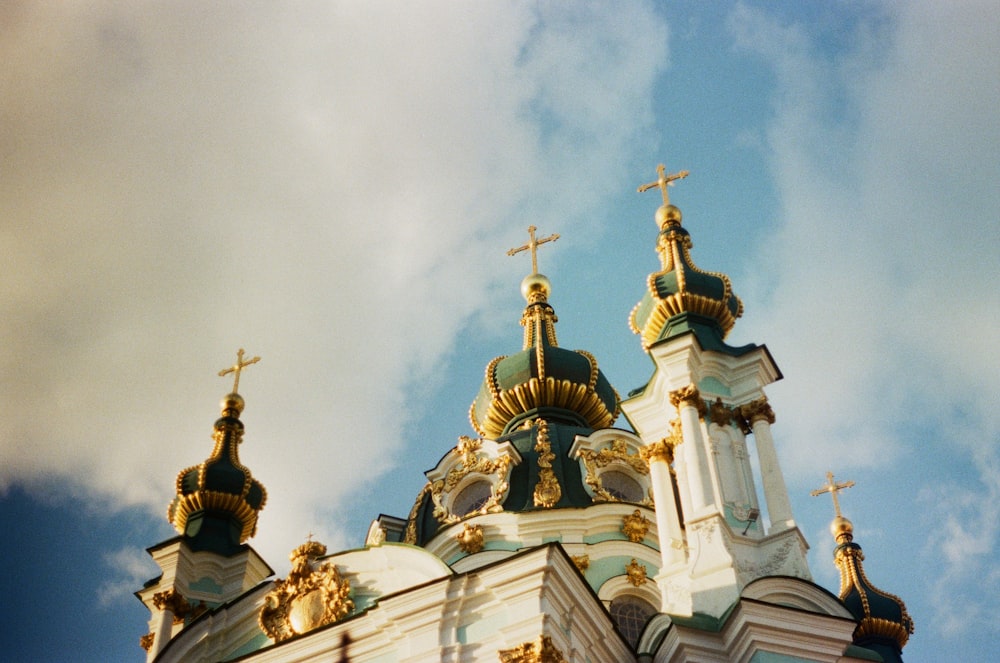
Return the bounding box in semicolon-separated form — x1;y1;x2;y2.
671;386;714;514
743;398;794;531
642;440;686;570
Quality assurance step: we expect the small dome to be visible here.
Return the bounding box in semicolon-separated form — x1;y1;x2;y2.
630;204;743;349
167;393;267;551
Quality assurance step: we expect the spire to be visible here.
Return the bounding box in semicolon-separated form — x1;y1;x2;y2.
812;472;914;660
469;228;618;438
630;162;743;351
167;350;267;555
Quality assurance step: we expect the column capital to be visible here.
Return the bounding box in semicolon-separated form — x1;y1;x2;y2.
641;438;675;464
740;396;775;425
669;384;707;417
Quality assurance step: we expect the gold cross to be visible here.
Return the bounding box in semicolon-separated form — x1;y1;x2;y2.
810;471;855;518
218;348;260;394
638;163;690;206
507;225;559;275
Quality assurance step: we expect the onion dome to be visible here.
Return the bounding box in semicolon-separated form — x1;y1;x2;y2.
831;517;914;659
630;165;743;350
167;351;267;554
470;229;619;438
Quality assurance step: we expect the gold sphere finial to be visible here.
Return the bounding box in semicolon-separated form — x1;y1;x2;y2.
656;204;682;229
831;515;854;542
221;392;245;415
521;272;551;303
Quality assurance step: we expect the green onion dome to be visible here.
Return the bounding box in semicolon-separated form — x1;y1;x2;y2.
470;273;619;439
630;204;743;350
167;393;267;553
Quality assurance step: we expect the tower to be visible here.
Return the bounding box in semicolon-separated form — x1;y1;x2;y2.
135;350;272;660
622;164;810;617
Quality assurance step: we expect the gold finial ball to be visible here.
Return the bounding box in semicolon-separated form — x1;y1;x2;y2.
221;393;245;414
656;204;682;228
830;515;854;540
521;273;551;302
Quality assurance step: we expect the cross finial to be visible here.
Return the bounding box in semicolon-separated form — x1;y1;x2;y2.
219;348;261;395
507;225;559;275
810;471;855;518
638;163;690;206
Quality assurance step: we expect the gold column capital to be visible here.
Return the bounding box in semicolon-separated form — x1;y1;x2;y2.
740;396;775;425
641;438;675;464
669;384;706;417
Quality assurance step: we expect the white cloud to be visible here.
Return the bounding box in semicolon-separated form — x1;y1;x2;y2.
728;0;1000;641
0;2;668;568
98;546;160;607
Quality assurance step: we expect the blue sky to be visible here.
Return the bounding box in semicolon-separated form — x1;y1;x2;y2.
1;2;997;661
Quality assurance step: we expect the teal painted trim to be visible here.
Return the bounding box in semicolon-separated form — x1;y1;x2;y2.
188;576;224;595
585;555;660;591
223;632;269;661
723;503;761;535
446;540;522;566
698;376;731;397
582;530;660;552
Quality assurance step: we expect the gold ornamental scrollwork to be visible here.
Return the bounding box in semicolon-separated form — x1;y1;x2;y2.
259;540;354;643
498;634;568;663
640;438;674;465
626;558;648;586
139;633;154;652
457;522;485;554
571;554;590;573
533;420;562;508
430;436;513;524
669;384;707;418
622;509;652;543
578;439;652;505
152;589;204;625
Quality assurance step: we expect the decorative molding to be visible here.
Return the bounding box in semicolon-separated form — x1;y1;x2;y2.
431;436;514;524
498;635;568;663
640;438;674;464
457;523;485;554
152;589;204;625
709;397;734;427
578;438;651;505
571;554;590;574
259;540;354;643
626;559;648;587
533;421;562;508
403;483;432;544
622;509;652;543
669;384;707;417
139;633;154;652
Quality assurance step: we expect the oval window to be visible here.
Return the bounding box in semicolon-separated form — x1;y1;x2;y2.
610;595;656;647
451;480;493;517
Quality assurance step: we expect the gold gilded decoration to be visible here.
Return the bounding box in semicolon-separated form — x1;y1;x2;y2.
218;348;260;395
640;437;676;465
457;522;485;554
571;554;590;573
622;509;652;543
669;384;706;417
630;285;742;349
740;396;775;425
508;225;560;276
152;589;205;625
139;632;154;652
533;420;562;508
638;163;690;208
403;483;431;544
430;436;513;524
810;471;855;519
579;439;651;504
259;540;354;643
709;398;734;427
626;559;648;587
498;635;568;663
836;542;914;649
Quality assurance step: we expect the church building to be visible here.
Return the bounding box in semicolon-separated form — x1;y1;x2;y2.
136;164;913;662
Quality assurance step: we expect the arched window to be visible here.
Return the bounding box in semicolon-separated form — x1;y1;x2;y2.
601;470;644;503
451;480;493;517
609;595;656;648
